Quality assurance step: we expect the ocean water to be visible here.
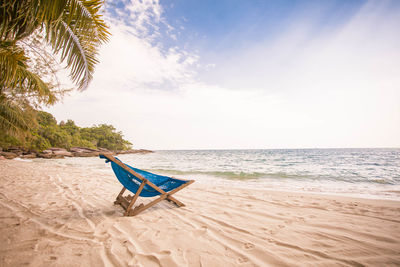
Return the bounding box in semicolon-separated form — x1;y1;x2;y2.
37;148;400;200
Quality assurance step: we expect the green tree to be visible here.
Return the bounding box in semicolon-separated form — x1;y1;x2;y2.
80;124;132;151
0;0;110;134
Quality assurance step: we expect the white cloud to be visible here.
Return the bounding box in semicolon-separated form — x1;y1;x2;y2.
108;0;162;38
91;25;195;92
48;0;400;149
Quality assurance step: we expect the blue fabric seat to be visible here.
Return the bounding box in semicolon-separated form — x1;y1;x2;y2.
100;154;189;197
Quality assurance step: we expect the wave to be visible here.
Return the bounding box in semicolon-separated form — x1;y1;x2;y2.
147;168;316;181
144;168;395;184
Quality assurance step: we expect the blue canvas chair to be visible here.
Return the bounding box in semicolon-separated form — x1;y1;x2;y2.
100;154;194;216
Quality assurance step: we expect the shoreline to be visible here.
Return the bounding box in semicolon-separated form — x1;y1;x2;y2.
9;155;400;202
1;160;399;266
0;147;153;160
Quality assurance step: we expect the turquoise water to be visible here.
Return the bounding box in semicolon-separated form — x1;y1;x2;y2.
42;148;400;200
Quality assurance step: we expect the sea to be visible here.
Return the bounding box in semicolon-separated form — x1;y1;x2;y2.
33;148;400;201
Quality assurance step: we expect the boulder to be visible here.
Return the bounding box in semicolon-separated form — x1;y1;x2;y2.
98;147;112;153
37;153;53;159
21;153;37;159
0;155;5;160
0;152;18;159
53;150;73;157
28;149;38;154
72;151;99;157
41;149;53;154
70;147;99;153
7;147;23;156
48;147;68;152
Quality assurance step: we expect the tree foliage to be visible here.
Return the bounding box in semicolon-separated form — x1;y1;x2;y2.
1;0;109;90
0;111;132;151
0;0;110;135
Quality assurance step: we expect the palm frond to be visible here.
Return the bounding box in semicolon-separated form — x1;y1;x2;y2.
42;0;109;90
0;43;56;105
0;97;30;133
1;0;110;91
0;0;40;41
46;20;98;90
67;0;110;43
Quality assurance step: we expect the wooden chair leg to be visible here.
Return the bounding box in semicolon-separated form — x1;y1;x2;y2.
124;181;146;216
130;194;168;216
129;180;195;216
166;180;194;206
114;187;126;204
166;195;185;207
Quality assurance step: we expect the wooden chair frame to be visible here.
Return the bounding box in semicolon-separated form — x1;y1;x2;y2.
101;154;194;216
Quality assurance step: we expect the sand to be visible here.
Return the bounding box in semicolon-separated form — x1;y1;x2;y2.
0;159;399;266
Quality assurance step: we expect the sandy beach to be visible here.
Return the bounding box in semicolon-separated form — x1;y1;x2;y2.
1;159;399;266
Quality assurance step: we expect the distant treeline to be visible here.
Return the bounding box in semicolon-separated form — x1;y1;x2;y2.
0;111;132;152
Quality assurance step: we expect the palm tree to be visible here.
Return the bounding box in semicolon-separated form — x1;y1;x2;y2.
0;0;110;133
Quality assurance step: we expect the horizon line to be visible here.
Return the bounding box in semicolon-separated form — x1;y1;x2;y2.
141;147;400;151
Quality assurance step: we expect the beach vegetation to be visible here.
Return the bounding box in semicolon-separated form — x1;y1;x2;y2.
0;0;110;140
0;111;132;151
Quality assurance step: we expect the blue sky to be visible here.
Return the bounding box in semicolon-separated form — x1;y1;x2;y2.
159;0;363;50
49;0;400;149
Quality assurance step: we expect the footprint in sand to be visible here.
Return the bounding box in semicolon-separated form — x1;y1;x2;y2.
243;242;254;250
159;250;171;256
237;257;249;264
296;217;305;222
104;210;115;216
266;237;275;243
50;256;57;260
154;230;161;238
38;229;46;236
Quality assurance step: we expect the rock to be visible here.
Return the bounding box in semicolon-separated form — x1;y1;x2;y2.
37;153;53;159
69;147;100;157
21;153;37;159
72;151;99;157
0;152;18;159
28;149;38;154
70;147;99;153
7;147;23;156
0;155;5;160
53;150;73;157
48;147;68;152
0;146;151;159
98;147;112;153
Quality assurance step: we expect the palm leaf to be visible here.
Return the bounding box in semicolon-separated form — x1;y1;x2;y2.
0;43;56;105
0;97;29;133
42;0;109;90
1;0;110;91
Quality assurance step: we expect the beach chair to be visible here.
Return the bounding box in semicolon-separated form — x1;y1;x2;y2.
100;154;194;216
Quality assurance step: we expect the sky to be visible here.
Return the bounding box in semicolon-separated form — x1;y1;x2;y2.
48;0;400;150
